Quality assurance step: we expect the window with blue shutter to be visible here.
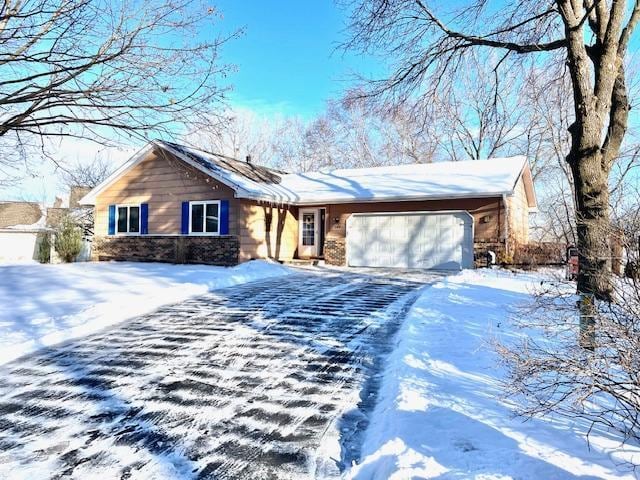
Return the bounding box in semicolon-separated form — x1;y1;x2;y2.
220;200;229;235
183;200;227;235
140;203;149;235
108;205;116;235
181;201;189;235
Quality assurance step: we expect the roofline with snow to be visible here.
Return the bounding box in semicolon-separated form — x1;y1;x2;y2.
80;141;536;208
155;141;258;197
79;141;258;205
235;190;519;206
79;143;155;205
0;227;53;233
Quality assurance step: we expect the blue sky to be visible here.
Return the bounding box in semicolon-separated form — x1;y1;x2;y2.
5;1;379;202
214;0;377;118
4;1;639;203
213;0;640;119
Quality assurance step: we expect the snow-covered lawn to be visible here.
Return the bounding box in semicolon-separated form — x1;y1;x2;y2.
0;260;291;366
349;268;639;480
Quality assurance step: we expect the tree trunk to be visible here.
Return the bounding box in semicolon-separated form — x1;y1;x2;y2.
568;149;613;301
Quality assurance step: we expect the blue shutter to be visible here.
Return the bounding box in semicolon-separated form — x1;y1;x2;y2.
181;201;189;234
220;200;229;235
140;203;149;235
108;205;116;235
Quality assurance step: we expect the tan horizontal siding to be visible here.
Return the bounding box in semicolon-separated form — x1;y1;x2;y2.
507;175;530;244
100;182;230;196
95;149;238;236
238;200;298;262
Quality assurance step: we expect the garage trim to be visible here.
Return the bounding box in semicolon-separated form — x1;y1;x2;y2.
345;210;475;270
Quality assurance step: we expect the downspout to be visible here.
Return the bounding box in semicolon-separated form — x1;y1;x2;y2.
502;194;510;256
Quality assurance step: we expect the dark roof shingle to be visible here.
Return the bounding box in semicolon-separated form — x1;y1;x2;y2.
159;141;284;185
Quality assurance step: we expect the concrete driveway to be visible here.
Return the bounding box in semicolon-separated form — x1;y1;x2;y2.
0;268;438;479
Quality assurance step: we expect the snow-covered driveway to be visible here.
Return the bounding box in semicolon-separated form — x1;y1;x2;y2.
0;269;434;479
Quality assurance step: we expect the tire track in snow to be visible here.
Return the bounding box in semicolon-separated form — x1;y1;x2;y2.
0;269;437;479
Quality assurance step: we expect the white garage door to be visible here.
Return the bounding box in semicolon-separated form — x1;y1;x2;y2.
0;232;38;262
347;212;473;270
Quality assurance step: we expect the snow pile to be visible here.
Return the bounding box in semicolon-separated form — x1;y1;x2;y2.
349;269;638;479
0;260;291;366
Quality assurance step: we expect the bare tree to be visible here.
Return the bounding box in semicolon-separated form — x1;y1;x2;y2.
268;117;307;171
60;158;114;190
0;0;235;171
497;264;640;467
518;64;579;244
381;105;439;163
413;54;530;162
192;109;276;163
342;0;640;300
195;102;439;173
521;58;640;246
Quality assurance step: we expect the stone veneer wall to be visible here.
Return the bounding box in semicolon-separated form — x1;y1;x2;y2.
474;240;567;268
324;238;346;266
473;241;507;268
93;235;239;266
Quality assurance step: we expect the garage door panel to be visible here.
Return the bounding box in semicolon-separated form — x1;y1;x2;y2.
347;212;473;270
0;232;39;262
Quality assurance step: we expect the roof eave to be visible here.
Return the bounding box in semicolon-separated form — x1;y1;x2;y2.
513;158;538;209
0;227;53;233
79;140;256;205
79;143;156;205
235;190;514;206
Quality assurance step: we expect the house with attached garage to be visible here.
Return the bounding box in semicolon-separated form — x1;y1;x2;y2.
0;201;48;263
79;140;537;270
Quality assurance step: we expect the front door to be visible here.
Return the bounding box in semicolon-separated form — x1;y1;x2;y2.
298;208;319;258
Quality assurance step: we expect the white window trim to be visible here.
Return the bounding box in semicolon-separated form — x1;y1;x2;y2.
298;207;320;257
188;200;221;236
115;204;142;236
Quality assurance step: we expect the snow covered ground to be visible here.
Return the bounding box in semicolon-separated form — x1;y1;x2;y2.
348;268;639;480
0;260;291;366
0;269;426;479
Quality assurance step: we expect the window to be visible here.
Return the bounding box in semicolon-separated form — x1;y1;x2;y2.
116;205;140;234
302;212;315;246
190;200;219;235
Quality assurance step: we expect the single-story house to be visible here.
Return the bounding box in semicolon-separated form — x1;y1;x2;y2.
0;201;48;262
80;140;537;270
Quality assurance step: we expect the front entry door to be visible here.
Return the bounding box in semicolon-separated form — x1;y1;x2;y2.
298;208;319;258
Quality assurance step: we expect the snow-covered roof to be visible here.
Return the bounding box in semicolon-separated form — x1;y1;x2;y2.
81;140;537;207
0;201;41;227
273;158;532;205
1;216;49;233
0;201;49;232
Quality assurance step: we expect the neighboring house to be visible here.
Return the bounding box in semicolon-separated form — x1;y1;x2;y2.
47;186;95;263
0;187;96;264
0;201;49;262
80;140;537;270
48;186;94;233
